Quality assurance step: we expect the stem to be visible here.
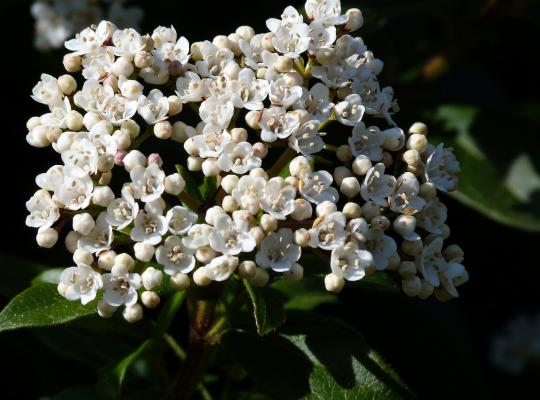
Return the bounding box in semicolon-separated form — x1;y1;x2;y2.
319;113;336;131
266;147;296;178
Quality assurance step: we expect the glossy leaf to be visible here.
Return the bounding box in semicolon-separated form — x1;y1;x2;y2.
242;278;285;335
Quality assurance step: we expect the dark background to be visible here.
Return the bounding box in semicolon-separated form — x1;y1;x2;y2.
1;0;539;398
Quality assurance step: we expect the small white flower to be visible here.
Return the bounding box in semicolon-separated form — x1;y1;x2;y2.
36;165;65;192
305;0;347;26
348;122;385;161
363;227;397;270
31;74;63;107
204;255;239;281
439;262;468;298
260;177;296;220
55;166;93;210
40;97;71;128
331;242;373;281
102;269;141;307
130;210;168;245
166;206;197;235
154;36;189;63
130;163;165;202
389;172;426;215
151;25;178;49
74;79;113;114
61;137;99;174
232;175;267;203
106;186;139;230
118;76;144;100
294;83;333;122
259;107;301;142
335;94;365;126
59;265;103;305
309;211;347;250
138;89;169;124
209;214;255;255
425;143;460;192
256;228;301;272
25;189;60;229
273;24;311;59
182;224;213;249
175;71;208;103
156;235;196;275
289;120;325;159
415;237;445;287
299;170;339;205
65;21;116;56
360;163;396;207
231;68;269;110
192;125;232;159
199;96;234;129
416;198;448;235
78;213;113;254
267;6;304;32
239;34;265;70
81;50;115;81
217;141;261;174
269;78;303;108
111;28;145;57
307;21;337;51
196;41;236;78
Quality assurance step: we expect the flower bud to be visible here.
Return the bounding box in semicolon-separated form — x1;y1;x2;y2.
294;228;310;247
398;261;417;278
190;42;204;61
193;267;212;286
440;224;451;239
164;173;185;195
65;110;83;131
443;244;464;263
115;253;135;271
393;215;419;240
334;166;352;186
345;8;364;32
123;303;143;323
251;268;270;287
284;263;303;282
418;280;434;300
239;260;257;279
63;54;82;72
401;239;423;256
221;174;239;194
172;121;191;143
388;252;401;271
140;267;162;291
406;134;428;153
73;213;95;235
121;119;140;139
250;167;268;180
97;300;117;318
222;195;239;212
336;145;353;162
134;242;155;262
291;199;312;221
315;47;335;65
316;201;337;217
202;159;221;176
167;95;183;116
343;202;362;219
36;227;58;248
289;156;310;177
275;56;293;73
123;150;146;172
92;186;115;207
112;130;131;150
260;214;278;233
98;250;116;271
196;246;217;264
371;215;390;231
170;273;190;291
141;291;161;309
183;137;199;156
112;56;134;77
65;231;81;254
245;110;262;130
409;122;428;136
26;116;41;131
253;142;268;158
402;276;422;297
249;226;265;246
340;176;361;198
382;128;405;151
419;182;437;200
134;50;153;68
236;25;255;41
83;111;102;130
154;121;172;139
187;156;203;171
361;201;380;220
58;74;77;95
352;155;372;176
227;33;243;56
403;149;421;166
324;273;345;293
261;33;275;52
231;127;248;142
73;249;93;266
27;128;50;148
381;152;393;169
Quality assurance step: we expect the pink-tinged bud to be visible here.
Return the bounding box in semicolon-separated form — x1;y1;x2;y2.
147;153;163;167
252;142;268;158
114;151;127;166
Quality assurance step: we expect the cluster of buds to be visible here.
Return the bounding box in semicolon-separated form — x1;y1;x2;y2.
25;0;468;323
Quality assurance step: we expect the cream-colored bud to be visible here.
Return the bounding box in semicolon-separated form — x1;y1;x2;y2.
193;267;212;286
443;244;464;263
64;231;81;254
402;276;422;297
291;199;312;221
112;130;131;150
275;56;293;73
294;228;310;247
249;226;265;246
141;291;160;309
202;159;221;177
58;74;77;95
123;304;143;323
172;121;191;143
222;195;239;212
261;33;275;52
315;47;335;65
154;121;172;139
403;149;421;165
98;250;117;271
324;273;345;293
406;134;428;153
401;239;423;256
112;56;134;77
343;202;362;219
196;246;217;264
334;166;352;186
245;110;262;130
134;242;155;263
316;201;337;217
236;25;255;41
352;155;372;176
164;173;185;195
115;253;135;271
187;156;203;171
345;8;364;32
36;227;58;248
336;145;353;162
221;175;239;194
190;42;204;61
398;261;417;278
239;260;257;279
213;35;232;49
63;54;82;72
26;116;41;131
371;215;390;231
361;201;380;220
289;156;311;177
249;167;268;180
419;182;437;200
284;263;303;282
340;176;361;198
170;273;190;291
66;111;83;131
168;96;183;116
83;112;102;130
97;300;117;318
121;119;140;139
73;213;95;236
230;127;248;142
409;122;428;136
134;51;153;68
250;268;270;287
260;214;278;233
73;249;93;267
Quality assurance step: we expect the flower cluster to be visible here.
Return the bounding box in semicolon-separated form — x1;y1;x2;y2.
25;0;468;322
31;0;143;51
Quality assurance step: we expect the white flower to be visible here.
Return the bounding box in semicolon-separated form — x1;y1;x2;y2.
156;235;196;275
217;142;261;174
416;198;448;234
439;262;468;298
130;210;168;245
31;74;63;107
74;79;113;114
204;255;239;281
138;89;169;124
40;97;71;128
102;269;141;307
106;186;139;230
360;163;396;207
182;224;213;249
289;120;325;159
154;36;189;63
260;177;296;220
61;137;99;174
111;28;145;57
118;76;144;100
331;242;373;281
166;206;197;235
348;122;385;161
335;94;365;126
130;163;165;202
55;166;93;210
36;165;65;192
176;71;208;103
311;61;354;89
299;170;339;205
305;0;347;25
58;265;103;305
78;213;113;254
307;21;337;51
269;78;303;108
199;96;234;129
239;34;265;70
192;125;232;159
139;56;169;85
425;144;460;192
256;228;301;272
232;175;267;203
209;214;255;255
81;50;115;81
231;68;269;110
65;21;116;56
273;24;311;59
25;189;60;229
363;227;397;270
267;6;304;32
151;25;178;49
309;211;347;250
389;172;426;215
196;41;235;78
259;107;301;142
294;83;333;122
347;217;370;244
415;237;445;287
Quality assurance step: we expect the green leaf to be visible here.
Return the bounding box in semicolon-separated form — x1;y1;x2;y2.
434;104;540;232
0;254;49;298
242;278;285;335
222;312;415;400
199;176;217;200
32;268;63;285
0;284;96;332
271;277;337;310
113;339;156;386
350;272;401;293
175;164;203;201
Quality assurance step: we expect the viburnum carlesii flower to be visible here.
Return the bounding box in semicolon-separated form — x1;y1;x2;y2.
309;211;347;250
231;68;269;110
138;89;169;124
102;269;141;307
416;198;448;234
55;166;93;210
305;0;347;25
111;28;146;57
299;170;339;205
360;163;396;206
199;96;234;129
416;237;446;287
209;214;256;255
156;235;196;275
196;41;236;79
183;224;213;249
25;189;60;229
349;122;385;160
331;242;373;281
78;212;113;254
154;35;189;64
175;71;208;103
193;125;232;159
256;228;301;272
130;209;168;245
166;206;197;235
363;227;397;270
439;261;468;299
58;264;103;305
269;78;303;108
259;106;301;142
289;120;325;159
203;255;239;281
32;73;63;106
294;83;333;122
130;163;165;202
218;142;261;174
260;177;296;220
425;143;461;191
335;94;365;126
73;79;113;114
106;186;139;230
389;172;426;215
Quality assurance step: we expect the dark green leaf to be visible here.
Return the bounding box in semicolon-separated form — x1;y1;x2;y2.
175;164;203;201
199;176;217;200
222;312;415;400
0;284;95;332
242;278;285;335
271;277;337;310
